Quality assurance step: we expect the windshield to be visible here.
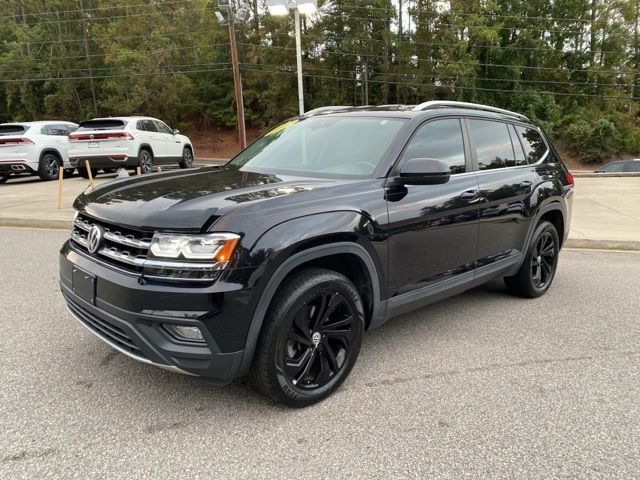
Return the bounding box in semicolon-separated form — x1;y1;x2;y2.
229;116;408;178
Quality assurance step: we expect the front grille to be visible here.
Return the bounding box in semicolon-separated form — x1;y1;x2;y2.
67;298;146;359
70;214;152;273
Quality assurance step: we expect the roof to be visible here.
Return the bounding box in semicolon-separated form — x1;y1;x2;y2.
302;102;531;123
0;120;77;126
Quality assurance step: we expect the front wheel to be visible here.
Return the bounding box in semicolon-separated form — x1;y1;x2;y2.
77;166;98;179
250;268;365;407
0;173;9;184
504;220;560;298
179;147;193;169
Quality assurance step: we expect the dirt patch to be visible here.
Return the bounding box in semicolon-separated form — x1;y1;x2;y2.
185;126;263;159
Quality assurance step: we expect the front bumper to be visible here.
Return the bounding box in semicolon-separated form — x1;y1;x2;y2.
60;241;256;383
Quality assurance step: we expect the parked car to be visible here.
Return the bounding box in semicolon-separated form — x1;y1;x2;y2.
60;102;574;407
0;121;78;183
67;116;194;178
594;159;640;173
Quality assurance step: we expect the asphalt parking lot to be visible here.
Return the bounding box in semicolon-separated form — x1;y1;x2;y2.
1;228;639;479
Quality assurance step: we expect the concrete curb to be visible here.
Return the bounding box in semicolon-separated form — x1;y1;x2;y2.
2;216;639;252
0;217;72;230
565;238;640;251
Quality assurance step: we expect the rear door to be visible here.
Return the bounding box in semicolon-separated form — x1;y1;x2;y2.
467;118;541;268
386;117;480;298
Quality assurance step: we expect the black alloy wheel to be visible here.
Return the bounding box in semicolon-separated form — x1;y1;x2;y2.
250;268;365;407
504;220;559;298
139;150;153;174
282;291;356;390
38;153;60;181
179;147;193;169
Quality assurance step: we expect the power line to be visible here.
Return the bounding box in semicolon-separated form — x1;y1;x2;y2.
0;67;231;83
240;65;640;100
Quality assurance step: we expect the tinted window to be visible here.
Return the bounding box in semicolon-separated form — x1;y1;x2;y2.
136;120;146;131
0;124;28;136
601;162;626;172
77;119;126;131
154;120;173;135
509;125;527;166
230;116;408;178
44;124;73;136
401;119;466;174
514;126;547;164
625;161;640;172
142;120;158;132
468;120;515;170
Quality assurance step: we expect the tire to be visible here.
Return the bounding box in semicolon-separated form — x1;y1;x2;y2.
37;153;60;181
179;147;194;169
138;149;153;174
102;168;117;174
63;168;75;177
504;220;560;298
77;166;98;179
0;173;9;184
250;268;365;407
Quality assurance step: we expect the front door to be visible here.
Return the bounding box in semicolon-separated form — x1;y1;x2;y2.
386;118;480;298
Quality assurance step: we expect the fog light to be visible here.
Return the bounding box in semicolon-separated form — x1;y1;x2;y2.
164;324;205;342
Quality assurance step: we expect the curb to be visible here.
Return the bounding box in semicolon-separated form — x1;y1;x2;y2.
565;238;640;251
0;217;72;230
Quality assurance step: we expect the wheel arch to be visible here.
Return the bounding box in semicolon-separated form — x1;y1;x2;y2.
138;143;154;158
39;148;63;165
237;242;384;376
524;202;566;253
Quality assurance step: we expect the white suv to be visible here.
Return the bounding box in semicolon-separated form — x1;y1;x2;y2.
68;117;194;178
0;121;78;183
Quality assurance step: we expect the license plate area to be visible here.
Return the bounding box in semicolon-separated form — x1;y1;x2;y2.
72;267;96;305
88;141;99;148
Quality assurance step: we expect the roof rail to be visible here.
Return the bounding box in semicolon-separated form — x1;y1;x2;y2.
412;101;529;121
303;106;353;116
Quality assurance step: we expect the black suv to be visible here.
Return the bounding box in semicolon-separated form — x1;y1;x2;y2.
59;102;574;406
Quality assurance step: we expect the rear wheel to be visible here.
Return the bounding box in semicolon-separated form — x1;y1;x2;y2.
102;168;117;174
139;149;153;174
250;268;365;407
179;147;193;169
504;220;559;298
77;166;98;179
37;153;60;181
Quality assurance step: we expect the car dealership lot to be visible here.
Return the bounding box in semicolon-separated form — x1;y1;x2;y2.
1;228;639;479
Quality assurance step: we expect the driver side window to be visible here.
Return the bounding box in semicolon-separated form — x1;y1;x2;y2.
401;119;466;174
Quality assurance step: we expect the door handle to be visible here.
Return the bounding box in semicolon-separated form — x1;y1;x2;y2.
460;189;481;203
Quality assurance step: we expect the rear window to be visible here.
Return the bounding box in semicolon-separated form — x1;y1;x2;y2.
0;124;28;136
76;119;127;131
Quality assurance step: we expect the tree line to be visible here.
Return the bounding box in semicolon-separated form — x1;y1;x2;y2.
1;0;640;163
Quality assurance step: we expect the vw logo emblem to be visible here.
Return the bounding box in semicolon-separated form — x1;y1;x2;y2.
87;225;104;254
89;134;94;140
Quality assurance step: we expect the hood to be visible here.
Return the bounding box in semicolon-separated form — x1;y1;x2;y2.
74;165;346;231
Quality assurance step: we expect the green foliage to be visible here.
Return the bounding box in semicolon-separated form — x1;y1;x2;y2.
1;0;640;162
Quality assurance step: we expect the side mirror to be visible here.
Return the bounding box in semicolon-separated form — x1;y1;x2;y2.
395;158;451;185
172;128;180;135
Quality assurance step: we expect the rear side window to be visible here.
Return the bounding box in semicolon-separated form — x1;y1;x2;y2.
401;119;466;174
0;124;28;136
468;120;515;170
142;120;158;132
43;124;75;136
514;126;548;164
602;162;626;172
136;120;146;131
77;119;126;131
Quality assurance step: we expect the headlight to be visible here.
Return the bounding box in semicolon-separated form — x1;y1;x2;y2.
149;233;240;261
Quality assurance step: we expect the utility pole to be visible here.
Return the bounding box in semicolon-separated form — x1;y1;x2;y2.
294;8;304;115
227;5;246;149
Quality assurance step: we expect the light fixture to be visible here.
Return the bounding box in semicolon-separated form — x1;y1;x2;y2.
164;324;205;342
296;0;317;15
266;0;290;16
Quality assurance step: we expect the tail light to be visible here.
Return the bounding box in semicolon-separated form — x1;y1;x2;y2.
68;131;134;141
564;171;574;187
0;137;34;146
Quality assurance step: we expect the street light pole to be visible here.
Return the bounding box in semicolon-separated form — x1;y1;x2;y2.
294;8;304;115
227;8;247;149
